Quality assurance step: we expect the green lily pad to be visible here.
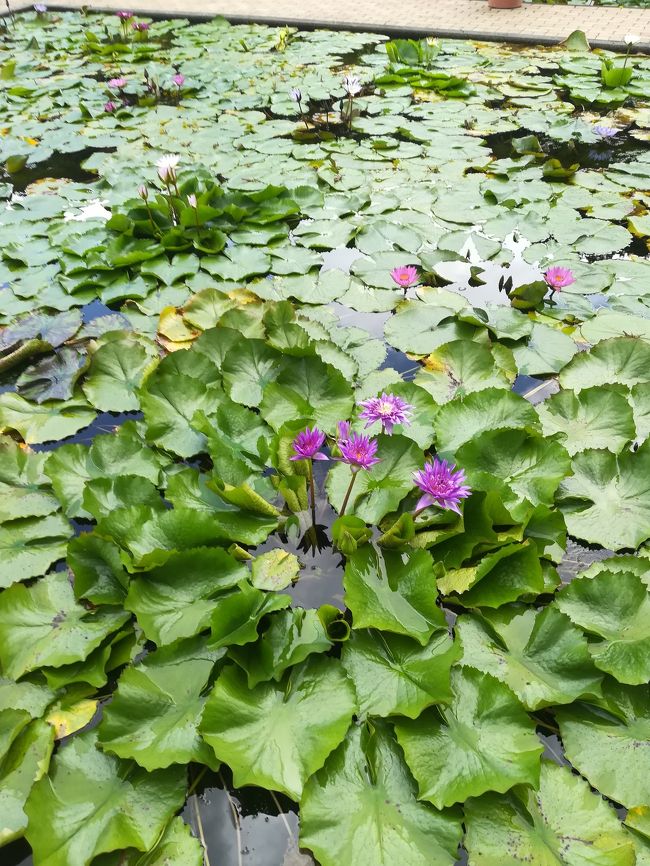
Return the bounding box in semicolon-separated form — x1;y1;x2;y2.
395;665;542;808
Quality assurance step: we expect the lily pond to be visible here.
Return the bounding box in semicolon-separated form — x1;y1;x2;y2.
4;8;650;866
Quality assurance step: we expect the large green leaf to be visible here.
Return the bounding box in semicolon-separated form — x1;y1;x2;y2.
208;581;291;650
229;608;332;687
344;546;448;645
0;436;58;522
300;721;462;866
94;818;204;866
536;385;636;455
557;570;650;685
140;371;215;457
24;730;186;866
394;666;542;808
259;355;354;434
559;336;650;392
45;422;166;518
0;391;95;444
557;682;650;810
82;336;158;412
68;533;129;605
457;605;602;710
200;656;356;800
98;638;220;771
464;761;636;866
0;513;72;588
434;389;540;456
97;505;278;566
0;718;55;846
557;441;650;550
414;340;515;403
437;540;545;608
456;428;571;522
0;572;129;679
326;434;421;523
124;548;248;645
340;628;460;719
221;338;284;407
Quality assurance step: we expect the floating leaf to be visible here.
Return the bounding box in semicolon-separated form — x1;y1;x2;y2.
464;761;636;866
341;629;459;719
200;655;356;800
251;549;300;590
395;666;542;808
300;722;462;866
343;546;447;645
24;730;186;866
457;605;602;710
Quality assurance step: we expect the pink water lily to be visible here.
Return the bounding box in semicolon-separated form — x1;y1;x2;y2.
104;101;118;113
108;77;127;89
544;266;575;291
172;73;185;87
132;21;150;30
390;265;418;289
116;10;133;19
413;458;471;515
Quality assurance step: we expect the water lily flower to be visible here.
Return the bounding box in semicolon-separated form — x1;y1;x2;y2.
138;184;148;199
390;265;418;289
290;426;328;462
359;393;413;435
33;3;47;12
156;154;180;182
343;74;362;96
116;10;133;19
132;21;150;30
172;73;185;87
413;458;471;515
104;100;118;113
593;124;619;139
290;87;302;102
337;431;380;471
544;266;575;291
187;193;197;208
108;77;127;89
625;33;641;45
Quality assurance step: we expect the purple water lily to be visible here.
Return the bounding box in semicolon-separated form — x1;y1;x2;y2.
34;3;47;12
290;87;302;102
335;424;380;516
594;124;619;140
290;426;328;462
104;101;118;113
116;10;133;19
359;393;413;435
413;458;471;515
132;20;150;31
172;73;185;87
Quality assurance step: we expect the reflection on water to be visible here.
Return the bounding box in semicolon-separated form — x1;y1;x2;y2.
558;538;618;583
30;410;144;452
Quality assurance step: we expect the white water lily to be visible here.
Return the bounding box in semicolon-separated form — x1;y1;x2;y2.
342;74;362;97
156;154;180;182
624;33;641;46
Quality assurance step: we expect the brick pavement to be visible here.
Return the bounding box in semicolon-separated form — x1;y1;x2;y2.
6;0;650;50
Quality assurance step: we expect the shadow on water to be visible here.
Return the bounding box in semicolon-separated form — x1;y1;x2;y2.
2;147;108;194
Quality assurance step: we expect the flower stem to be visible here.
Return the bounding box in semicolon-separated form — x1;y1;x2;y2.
339;469;358;517
308;459;316;525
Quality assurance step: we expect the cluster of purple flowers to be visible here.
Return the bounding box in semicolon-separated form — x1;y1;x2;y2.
289;393;471;517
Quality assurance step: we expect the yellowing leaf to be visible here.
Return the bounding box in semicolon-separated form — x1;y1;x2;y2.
47;699;98;739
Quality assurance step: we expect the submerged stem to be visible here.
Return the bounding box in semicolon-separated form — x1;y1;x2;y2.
308;459;316;525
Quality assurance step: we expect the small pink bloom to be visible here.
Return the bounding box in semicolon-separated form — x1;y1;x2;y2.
390;265;418;289
138;184;148;200
104;101;118;113
132;20;150;30
108;77;127;89
172;73;185;87
544;266;575;291
116;10;133;19
337;430;380;471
